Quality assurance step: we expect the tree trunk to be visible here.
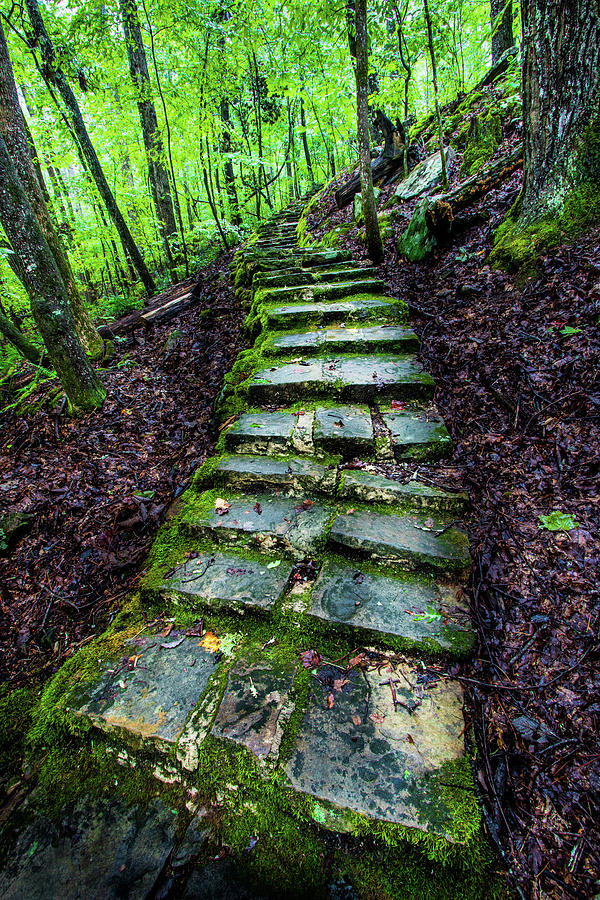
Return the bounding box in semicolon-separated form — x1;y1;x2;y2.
424;0;448;191
299;96;314;184
0;134;105;411
119;0;176;261
24;0;155;296
520;0;600;225
491;0;513;66
354;0;383;263
220;98;241;226
0;293;44;365
0;20;103;358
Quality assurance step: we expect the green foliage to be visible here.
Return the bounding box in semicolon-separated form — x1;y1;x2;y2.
538;512;580;532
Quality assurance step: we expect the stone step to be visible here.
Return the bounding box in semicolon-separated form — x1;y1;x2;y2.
313;405;374;457
257;280;386;305
267;324;419;356
222;410;297;454
381;404;453;461
252;261;359;282
327;508;470;575
208;454;337;495
308;557;474;656
338;469;468;514
285;659;472;839
181;492;334;559
264;297;405;329
248;355;434;404
159;549;293;615
254;267;378;289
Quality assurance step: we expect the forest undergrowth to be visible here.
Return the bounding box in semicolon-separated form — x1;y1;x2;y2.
0;253;246;685
306;162;600;897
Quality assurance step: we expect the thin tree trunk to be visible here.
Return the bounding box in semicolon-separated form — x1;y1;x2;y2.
354;0;383;263
423;0;448;190
24;0;155;295
119;0;176;256
0;20;102;357
299;95;314;184
0;283;43;364
491;0;513;66
0;134;105;410
220;97;241;226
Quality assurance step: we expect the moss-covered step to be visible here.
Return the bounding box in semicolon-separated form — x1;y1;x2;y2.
313;405;374;457
264;296;406;329
248;355;434;405
327;508;470;574
208;454;338;496
266;324;419;356
181;492;335;558
285;661;477;842
307;557;473;656
212;654;297;764
158;549;293;615
254;266;378;289
381;405;453;461
222;411;297;454
73;629;234;759
338;469;468;515
256;280;385;305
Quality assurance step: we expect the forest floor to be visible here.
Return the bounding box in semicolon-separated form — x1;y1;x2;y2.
306;165;600;898
0;252;246;686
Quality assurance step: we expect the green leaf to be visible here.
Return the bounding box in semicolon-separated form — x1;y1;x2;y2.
538;512;579;532
559;326;582;336
266;560;282;569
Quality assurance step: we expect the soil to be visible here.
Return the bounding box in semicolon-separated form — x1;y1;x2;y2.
0;252;247;686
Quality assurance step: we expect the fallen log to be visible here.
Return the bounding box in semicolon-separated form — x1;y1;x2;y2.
426;141;523;241
97;277;199;337
334;146;419;209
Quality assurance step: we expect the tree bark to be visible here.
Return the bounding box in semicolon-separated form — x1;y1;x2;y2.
354;0;383;263
0;134;105;410
0;300;44;365
24;0;155;296
0;21;103;357
491;0;513;66
299;96;314;184
520;0;600;225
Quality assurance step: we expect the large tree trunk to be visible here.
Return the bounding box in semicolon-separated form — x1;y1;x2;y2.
0;134;105;411
491;0;513;66
24;0;155;296
520;0;600;225
119;0;176;262
0;22;102;357
354;0;383;263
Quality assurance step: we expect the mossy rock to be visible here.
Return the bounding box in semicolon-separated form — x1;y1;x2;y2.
398;199;436;262
459;114;501;178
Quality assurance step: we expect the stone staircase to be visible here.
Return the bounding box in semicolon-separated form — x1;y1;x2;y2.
67;197;482;882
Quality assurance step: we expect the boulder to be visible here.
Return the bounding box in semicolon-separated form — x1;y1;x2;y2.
398;199;437;262
393;148;456;203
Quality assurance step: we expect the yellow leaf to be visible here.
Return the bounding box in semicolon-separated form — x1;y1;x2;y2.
199;632;221;653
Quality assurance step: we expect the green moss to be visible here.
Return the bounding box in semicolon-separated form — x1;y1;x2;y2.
0;685;38;791
459;114;501;178
319;222;354;249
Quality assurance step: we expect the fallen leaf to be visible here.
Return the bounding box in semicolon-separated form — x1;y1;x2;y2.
215;498;230;515
352;714;362;726
333;677;348;692
200;631;221;652
294;499;314;513
254;501;262;515
327;692;335;709
300;649;323;669
369;711;386;724
161;636;186;649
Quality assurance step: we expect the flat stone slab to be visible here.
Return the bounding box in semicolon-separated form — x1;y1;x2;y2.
265;297;404;329
258;280;385;305
74;631;225;752
328;509;470;574
160;551;292;613
269;324;418;356
223;411;296;453
382;407;452;460
214;454;337;495
285;661;467;836
212;656;296;761
183;493;334;558
313;405;374;457
338;470;468;514
309;558;473;655
255;267;377;289
392;148;456;203
249;355;434;404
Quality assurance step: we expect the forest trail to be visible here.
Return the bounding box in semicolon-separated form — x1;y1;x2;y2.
7;194;485;896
